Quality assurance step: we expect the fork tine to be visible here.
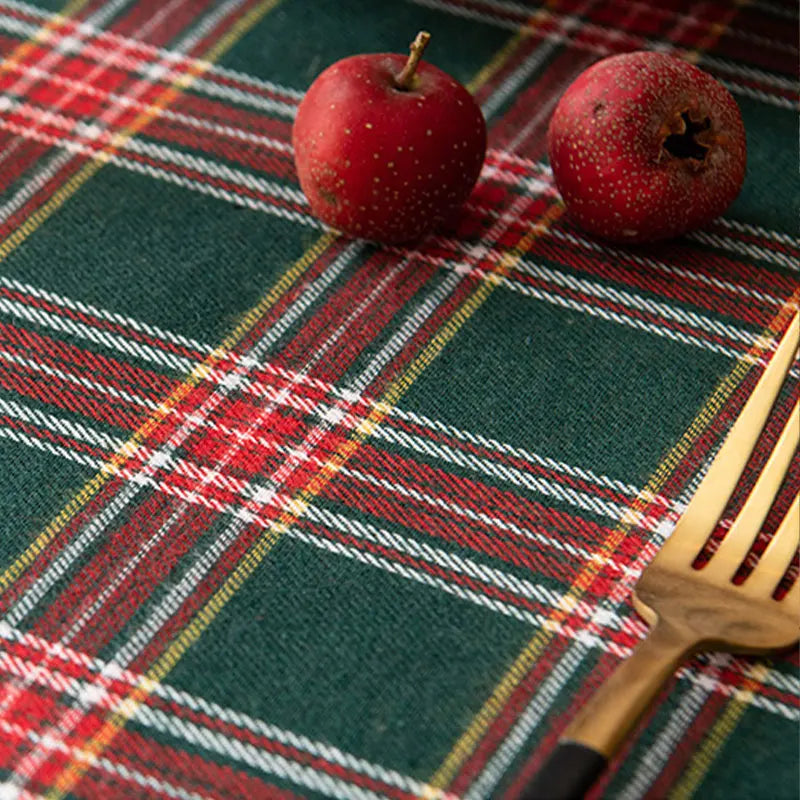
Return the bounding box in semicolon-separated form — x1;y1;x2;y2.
745;494;800;595
658;313;799;564
701;399;799;582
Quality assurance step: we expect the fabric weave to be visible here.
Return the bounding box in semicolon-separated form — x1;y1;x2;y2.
0;1;797;798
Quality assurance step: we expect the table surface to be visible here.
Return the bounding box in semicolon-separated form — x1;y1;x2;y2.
0;1;797;798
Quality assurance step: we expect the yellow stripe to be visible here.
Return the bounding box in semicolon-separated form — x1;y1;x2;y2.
42;27;550;795
426;292;800;792
0;0;92;78
0;229;332;593
0;0;305;596
669;311;800;799
464;28;528;93
668;664;770;800
48;193;567;800
425;4;781;790
146;201;565;678
464;2;561;95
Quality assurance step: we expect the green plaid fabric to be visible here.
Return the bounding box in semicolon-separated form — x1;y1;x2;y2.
0;1;797;798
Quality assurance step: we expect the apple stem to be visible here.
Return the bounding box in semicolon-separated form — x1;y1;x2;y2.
395;31;431;91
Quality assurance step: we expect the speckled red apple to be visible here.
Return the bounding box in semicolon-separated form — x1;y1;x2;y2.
292;32;486;244
547;51;747;243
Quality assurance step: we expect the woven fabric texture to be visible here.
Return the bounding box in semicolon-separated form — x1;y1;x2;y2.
0;1;797;798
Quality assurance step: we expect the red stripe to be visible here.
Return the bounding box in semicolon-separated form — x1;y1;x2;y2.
30;493;213;650
0;315;180;398
322;468;602;580
451;376;800;791
80;727;306;800
0;285;206;364
0;414;110;461
385;413;644;511
18;237;439;655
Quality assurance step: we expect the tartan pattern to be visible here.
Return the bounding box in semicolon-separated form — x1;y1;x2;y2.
0;0;797;798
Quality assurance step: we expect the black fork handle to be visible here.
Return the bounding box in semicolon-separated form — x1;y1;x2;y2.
518;742;607;800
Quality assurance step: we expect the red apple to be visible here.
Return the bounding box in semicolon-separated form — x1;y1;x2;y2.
292;32;486;244
547;51;747;243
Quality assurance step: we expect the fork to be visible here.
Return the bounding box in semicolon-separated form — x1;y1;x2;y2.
521;312;799;800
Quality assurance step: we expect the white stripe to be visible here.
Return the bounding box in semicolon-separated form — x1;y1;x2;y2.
371;423;641;522
0;283;657;516
3;241;361;626
0;716;212;800
0;0;137;220
542;226;792;306
4;159;476;761
3;57;795;273
718;78;798;111
617;647;800;798
511;259;767;347
333;461;628;559
129;707;391;800
745;0;797;18
0;11;297;119
0;0;305;97
483;154;800;272
409;0;800;96
0;113;318;229
4;105;788;362
37;108;765;366
715;217;799;247
616;656;723;800
169;0;246;53
0;626;455;799
0;275;213;355
389;405;647;498
90;759;211;800
0;148;75;225
0;424;106;469
0;94;307;208
3;23;792;780
689;228;799;273
3;0;795;112
0;0;171;163
465;635;589;800
430;255;768;362
0;292;195;374
0;273;665;511
0;396;124;450
0;367;656;530
0;347;163;410
0;408;638;614
1;60;293;152
2;421;798;712
0;181;540;766
463;480;695;796
122;134;306;204
2;37;796;272
0;0;191;255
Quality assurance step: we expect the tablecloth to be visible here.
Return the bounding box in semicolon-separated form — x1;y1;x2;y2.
0;0;797;798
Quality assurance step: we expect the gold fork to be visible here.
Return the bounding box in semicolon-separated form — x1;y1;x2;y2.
522;312;799;800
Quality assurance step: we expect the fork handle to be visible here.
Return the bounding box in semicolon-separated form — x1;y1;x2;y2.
519;621;693;800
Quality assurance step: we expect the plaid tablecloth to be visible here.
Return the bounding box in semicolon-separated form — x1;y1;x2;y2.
0;1;797;798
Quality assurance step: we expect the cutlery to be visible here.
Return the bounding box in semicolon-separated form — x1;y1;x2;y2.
521;312;799;800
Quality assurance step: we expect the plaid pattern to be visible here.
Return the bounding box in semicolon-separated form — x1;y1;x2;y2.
0;0;797;798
